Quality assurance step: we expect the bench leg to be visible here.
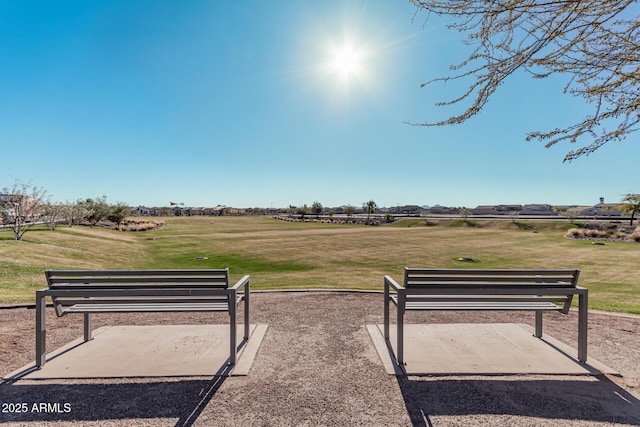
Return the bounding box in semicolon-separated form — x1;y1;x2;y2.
244;279;250;341
578;292;588;362
535;311;543;338
83;313;93;341
229;293;237;365
384;279;390;340
397;294;405;365
35;291;47;368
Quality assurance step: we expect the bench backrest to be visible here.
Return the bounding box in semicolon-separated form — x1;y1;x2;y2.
404;268;579;289
45;269;230;290
45;269;233;316
403;268;580;313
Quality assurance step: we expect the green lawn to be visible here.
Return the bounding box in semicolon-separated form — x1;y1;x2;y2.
1;216;638;313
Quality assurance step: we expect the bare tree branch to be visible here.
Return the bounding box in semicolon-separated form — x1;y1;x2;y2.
409;0;639;161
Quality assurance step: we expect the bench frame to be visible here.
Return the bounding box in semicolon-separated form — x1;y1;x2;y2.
35;269;250;368
384;268;588;365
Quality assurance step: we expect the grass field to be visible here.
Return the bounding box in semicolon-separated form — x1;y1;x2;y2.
1;216;639;313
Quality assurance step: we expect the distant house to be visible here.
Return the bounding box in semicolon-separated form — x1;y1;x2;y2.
520;204;558;216
496;204;523;213
212;205;226;216
581;203;624;217
471;205;497;215
399;205;423;215
426;206;459;215
0;192;40;221
184;208;204;216
131;206;151;216
472;205;523;215
0;193;10;224
211;205;245;216
226;207;245;215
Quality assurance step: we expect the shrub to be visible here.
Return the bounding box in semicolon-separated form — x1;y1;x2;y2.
565;228;581;238
565;228;610;239
117;219;165;232
586;229;610;238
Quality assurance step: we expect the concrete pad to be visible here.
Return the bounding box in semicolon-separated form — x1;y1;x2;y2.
368;323;617;376
6;324;267;380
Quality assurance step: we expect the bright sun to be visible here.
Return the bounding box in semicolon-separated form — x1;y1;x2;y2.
328;41;363;81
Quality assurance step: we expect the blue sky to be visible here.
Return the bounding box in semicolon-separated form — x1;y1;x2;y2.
1;1;637;208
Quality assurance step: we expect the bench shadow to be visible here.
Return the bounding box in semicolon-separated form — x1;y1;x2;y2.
396;374;640;426
0;365;231;426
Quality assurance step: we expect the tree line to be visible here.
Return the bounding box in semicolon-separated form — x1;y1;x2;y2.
0;180;129;241
288;200;380;224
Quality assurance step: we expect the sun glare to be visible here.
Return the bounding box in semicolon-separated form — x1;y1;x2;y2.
331;43;360;77
327;40;365;83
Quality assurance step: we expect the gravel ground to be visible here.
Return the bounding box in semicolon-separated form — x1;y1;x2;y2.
1;291;639;426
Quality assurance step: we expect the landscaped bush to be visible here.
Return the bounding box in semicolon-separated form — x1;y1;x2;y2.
565;228;582;238
586;229;610;238
117;218;165;232
565;223;640;241
565;227;610;239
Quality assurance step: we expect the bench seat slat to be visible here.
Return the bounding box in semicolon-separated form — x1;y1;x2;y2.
49;284;229;291
61;302;233;313
53;295;240;307
404;301;563;311
393;295;565;310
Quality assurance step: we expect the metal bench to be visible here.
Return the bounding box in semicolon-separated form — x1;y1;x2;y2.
35;269;250;368
384;268;588;365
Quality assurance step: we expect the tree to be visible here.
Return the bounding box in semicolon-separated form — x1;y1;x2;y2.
41;199;65;231
64;199;88;227
108;202;130;227
344;205;355;219
459;207;471;223
621;193;640;226
0;180;46;240
410;1;639;161
363;199;378;224
555;205;580;224
158;206;172;216
311;201;323;218
296;204;309;220
384;212;394;223
81;196;110;225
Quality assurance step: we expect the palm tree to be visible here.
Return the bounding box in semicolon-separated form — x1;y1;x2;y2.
363;199;377;225
621;194;640;226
